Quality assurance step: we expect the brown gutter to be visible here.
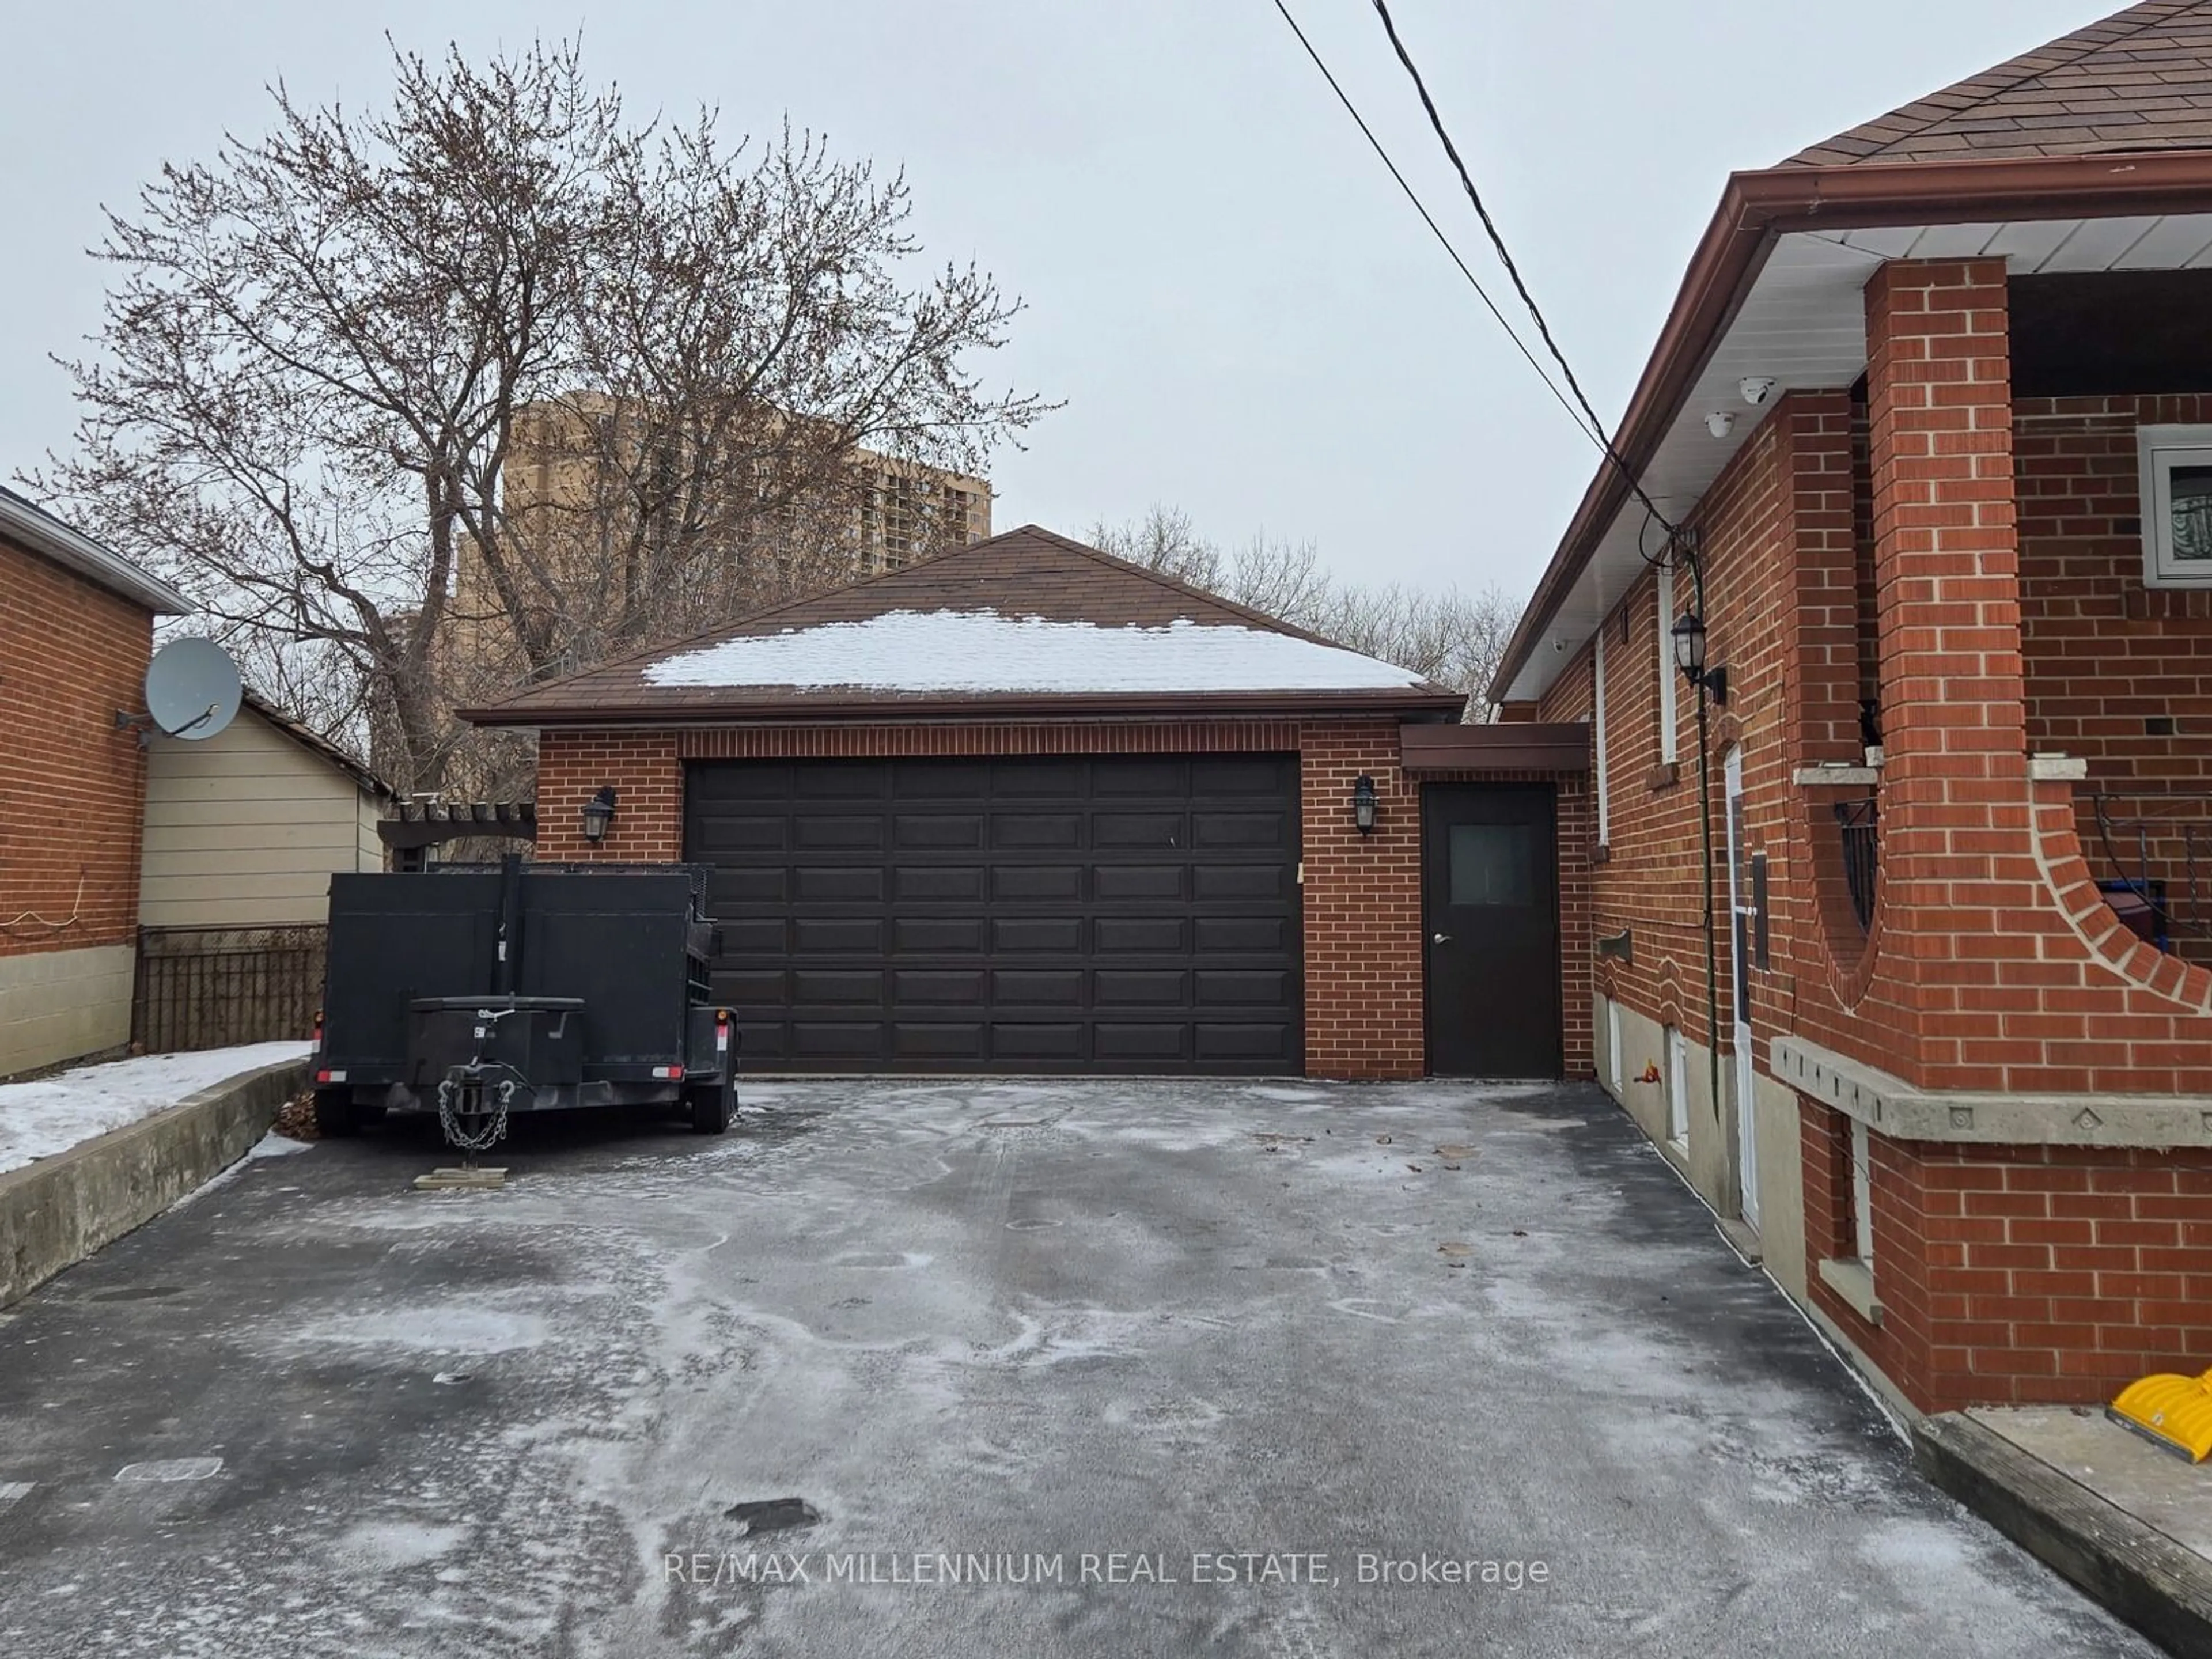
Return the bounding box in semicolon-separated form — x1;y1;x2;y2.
459;685;1470;728
1488;147;2212;704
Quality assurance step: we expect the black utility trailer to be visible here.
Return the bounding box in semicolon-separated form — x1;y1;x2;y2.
312;857;736;1149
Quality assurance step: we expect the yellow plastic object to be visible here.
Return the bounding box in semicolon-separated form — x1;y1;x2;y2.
2108;1370;2212;1463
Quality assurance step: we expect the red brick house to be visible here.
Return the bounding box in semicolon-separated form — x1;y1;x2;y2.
464;525;1592;1080
1494;1;2212;1414
0;486;191;1075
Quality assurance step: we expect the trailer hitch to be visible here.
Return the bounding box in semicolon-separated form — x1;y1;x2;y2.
435;1064;524;1154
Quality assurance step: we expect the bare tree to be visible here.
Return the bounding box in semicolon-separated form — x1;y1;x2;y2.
1087;504;1520;720
36;41;1047;792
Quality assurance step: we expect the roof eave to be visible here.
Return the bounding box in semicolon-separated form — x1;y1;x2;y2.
459;685;1469;729
1488;146;2212;704
0;491;193;614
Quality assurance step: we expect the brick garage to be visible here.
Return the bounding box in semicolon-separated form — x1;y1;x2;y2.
473;527;1590;1081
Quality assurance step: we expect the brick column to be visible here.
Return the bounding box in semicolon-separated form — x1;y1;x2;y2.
1863;259;2026;1090
1779;391;1862;767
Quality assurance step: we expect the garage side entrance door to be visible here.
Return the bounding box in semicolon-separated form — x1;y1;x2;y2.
1422;783;1562;1078
686;755;1303;1074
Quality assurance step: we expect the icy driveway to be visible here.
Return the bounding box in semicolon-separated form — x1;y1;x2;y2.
0;1080;2150;1657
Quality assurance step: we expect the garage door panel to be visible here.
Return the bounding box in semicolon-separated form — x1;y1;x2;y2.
894;969;986;1005
1196;1023;1296;1062
1092;759;1187;795
897;866;986;902
1094;1023;1189;1061
1093;811;1182;849
793;969;885;1005
991;968;1084;1006
1196;969;1291;1006
685;754;1301;1075
995;917;1083;953
895;813;985;849
792;1021;885;1056
991;760;1086;797
895;917;986;953
793;918;882;954
1195;916;1287;953
1096;969;1188;1006
991;1022;1084;1060
994;812;1082;849
1096;917;1185;953
1094;865;1184;902
892;759;991;797
894;1022;987;1059
1194;864;1289;901
992;865;1082;902
794;815;885;851
794;763;889;800
796;867;885;902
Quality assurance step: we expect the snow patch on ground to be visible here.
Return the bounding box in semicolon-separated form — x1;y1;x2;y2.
332;1521;471;1573
0;1043;309;1174
642;609;1424;694
287;1306;552;1356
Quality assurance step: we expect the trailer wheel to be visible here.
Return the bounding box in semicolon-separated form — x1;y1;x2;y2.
687;1084;730;1136
313;1089;359;1138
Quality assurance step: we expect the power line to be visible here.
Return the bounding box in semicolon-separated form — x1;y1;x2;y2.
1366;0;1681;544
1267;0;1601;451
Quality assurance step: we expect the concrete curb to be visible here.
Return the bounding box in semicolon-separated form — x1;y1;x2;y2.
0;1056;311;1310
1915;1410;2212;1658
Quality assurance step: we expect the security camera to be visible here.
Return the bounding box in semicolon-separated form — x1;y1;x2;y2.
1706;411;1736;438
1740;376;1777;407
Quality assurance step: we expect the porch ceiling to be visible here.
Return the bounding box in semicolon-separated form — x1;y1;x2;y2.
1503;209;2212;705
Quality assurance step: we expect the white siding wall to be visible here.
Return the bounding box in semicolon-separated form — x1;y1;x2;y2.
141;709;382;929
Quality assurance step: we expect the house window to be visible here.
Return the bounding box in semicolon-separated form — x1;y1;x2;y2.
1850;1118;1874;1267
1593;627;1611;843
1664;1024;1688;1149
1655;562;1679;763
2138;424;2212;587
1606;998;1623;1099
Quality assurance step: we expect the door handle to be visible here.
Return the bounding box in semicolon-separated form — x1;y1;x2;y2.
1433;933;1452;944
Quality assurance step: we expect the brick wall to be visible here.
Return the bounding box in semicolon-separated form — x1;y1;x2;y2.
535;718;1586;1081
1804;1097;2212;1410
0;535;155;963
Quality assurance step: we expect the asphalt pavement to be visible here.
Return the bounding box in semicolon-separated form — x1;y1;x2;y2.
0;1078;2156;1657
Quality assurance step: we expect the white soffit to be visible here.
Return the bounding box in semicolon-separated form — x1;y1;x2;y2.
1508;210;2212;703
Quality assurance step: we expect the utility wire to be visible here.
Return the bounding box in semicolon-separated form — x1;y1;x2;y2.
1268;0;1601;451
1366;0;1682;544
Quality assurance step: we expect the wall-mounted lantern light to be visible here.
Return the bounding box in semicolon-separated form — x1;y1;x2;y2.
581;785;618;844
1352;773;1378;836
1671;613;1730;706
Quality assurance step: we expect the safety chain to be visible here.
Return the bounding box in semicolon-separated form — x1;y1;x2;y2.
435;1075;515;1154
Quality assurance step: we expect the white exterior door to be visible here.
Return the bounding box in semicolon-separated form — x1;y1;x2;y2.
1724;745;1759;1228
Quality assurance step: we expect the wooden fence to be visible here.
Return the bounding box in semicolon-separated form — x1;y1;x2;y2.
132;925;326;1054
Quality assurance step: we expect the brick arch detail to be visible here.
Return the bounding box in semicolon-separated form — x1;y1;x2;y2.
2032;780;2212;1014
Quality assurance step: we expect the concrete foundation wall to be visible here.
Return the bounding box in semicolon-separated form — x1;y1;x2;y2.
0;944;134;1078
0;1055;308;1308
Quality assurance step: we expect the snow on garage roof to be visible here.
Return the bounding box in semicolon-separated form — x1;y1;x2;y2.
642;609;1427;694
464;525;1465;726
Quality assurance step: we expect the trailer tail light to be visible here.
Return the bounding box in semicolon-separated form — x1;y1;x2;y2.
653;1065;685;1081
316;1068;346;1084
715;1010;732;1053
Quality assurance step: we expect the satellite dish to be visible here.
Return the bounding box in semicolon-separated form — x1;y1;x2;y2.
143;638;242;741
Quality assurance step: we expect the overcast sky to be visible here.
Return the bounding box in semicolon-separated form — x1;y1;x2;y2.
2;1;2114;600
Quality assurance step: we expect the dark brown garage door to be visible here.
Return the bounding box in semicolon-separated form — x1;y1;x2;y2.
685;754;1303;1074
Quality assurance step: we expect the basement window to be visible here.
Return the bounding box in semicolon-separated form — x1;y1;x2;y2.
2138;425;2212;588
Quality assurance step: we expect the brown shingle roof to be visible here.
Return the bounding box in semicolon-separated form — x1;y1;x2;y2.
1787;0;2212;165
460;524;1464;726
